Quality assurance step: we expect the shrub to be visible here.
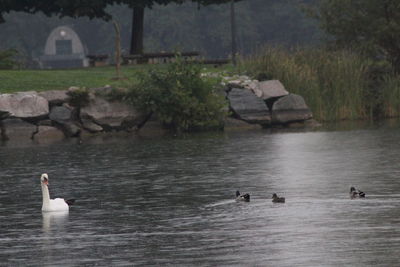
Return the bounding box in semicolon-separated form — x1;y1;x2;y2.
127;57;227;133
0;49;19;69
67;88;90;107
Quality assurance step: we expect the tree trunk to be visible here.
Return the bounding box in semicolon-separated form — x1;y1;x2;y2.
112;20;121;79
130;6;145;55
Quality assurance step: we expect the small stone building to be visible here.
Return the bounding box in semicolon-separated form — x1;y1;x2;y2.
40;26;88;69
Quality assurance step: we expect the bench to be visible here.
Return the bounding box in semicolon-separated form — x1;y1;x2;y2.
122;51;200;65
87;54;109;67
195;59;230;67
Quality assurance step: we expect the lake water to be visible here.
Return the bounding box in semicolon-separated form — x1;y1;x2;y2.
1;123;400;266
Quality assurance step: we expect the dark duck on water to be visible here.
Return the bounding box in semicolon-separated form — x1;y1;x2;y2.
272;193;285;203
350;186;365;199
235;190;250;202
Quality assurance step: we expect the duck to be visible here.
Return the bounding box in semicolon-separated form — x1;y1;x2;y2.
350;186;365;199
40;173;75;212
235;190;250;202
272;193;285;203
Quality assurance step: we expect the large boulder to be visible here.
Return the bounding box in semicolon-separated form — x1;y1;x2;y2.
0;118;37;141
81;117;103;133
49;105;80;137
228;88;271;125
49;106;73;123
271;94;313;124
80;96;145;131
38;90;69;106
258;80;289;100
0;92;49;119
246;80;263;98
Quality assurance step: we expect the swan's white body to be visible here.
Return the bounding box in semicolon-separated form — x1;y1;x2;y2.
41;173;69;212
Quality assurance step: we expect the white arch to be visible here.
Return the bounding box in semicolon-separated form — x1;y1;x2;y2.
44;26;85;56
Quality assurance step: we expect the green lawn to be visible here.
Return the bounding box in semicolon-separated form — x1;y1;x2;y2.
0;64;232;93
0;65;150;93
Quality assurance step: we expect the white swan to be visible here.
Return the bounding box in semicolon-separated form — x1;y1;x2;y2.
41;173;75;212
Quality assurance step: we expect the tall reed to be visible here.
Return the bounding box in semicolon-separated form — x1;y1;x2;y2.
381;75;400;118
240;46;372;121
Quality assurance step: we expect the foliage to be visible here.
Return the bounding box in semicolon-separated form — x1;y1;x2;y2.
313;0;400;72
381;74;400;118
67;88;90;107
0;0;239;55
240;46;372;121
127;57;227;133
0;1;320;60
0;0;111;22
0;48;18;69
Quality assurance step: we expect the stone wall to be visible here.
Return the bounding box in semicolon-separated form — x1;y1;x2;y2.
0;79;318;143
222;76;317;130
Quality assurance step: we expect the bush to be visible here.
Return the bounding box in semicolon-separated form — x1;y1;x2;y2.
67;88;90;107
127;57;227;133
0;49;19;69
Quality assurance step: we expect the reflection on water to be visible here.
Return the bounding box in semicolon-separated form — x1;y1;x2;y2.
42;211;69;232
1;124;400;266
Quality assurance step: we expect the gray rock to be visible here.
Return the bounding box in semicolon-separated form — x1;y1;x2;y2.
227;80;245;89
246;81;263;98
80;96;144;131
1;118;37;141
33;126;65;142
48;105;80;137
272;94;313;124
228;88;271;125
0;92;49;119
258;80;289;100
38;90;69;106
62;122;81;137
49;106;72;123
81;117;103;133
38;120;53;126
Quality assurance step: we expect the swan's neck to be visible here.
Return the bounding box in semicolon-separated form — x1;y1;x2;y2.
41;183;50;209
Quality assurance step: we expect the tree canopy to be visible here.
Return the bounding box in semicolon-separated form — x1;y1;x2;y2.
0;0;320;63
315;0;400;71
0;0;111;22
0;0;238;54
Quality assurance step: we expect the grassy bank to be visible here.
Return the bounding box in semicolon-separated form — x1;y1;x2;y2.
0;64;230;94
239;46;400;122
2;49;400;123
0;65;160;93
240;47;369;121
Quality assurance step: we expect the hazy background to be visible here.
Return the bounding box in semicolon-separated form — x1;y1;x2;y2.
0;0;321;65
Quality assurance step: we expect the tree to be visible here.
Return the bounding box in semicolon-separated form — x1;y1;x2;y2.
114;0;240;54
0;1;320;59
315;0;400;71
0;0;239;55
0;0;112;22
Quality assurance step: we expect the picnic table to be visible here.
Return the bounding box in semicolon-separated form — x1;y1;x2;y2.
87;54;109;67
122;51;200;65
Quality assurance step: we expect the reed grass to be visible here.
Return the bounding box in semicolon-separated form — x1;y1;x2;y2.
381;75;400;118
240;46;373;121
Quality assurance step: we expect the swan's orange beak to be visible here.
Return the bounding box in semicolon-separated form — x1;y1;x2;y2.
43;179;49;185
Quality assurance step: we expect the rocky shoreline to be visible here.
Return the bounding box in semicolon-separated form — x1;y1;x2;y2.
0;76;318;143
